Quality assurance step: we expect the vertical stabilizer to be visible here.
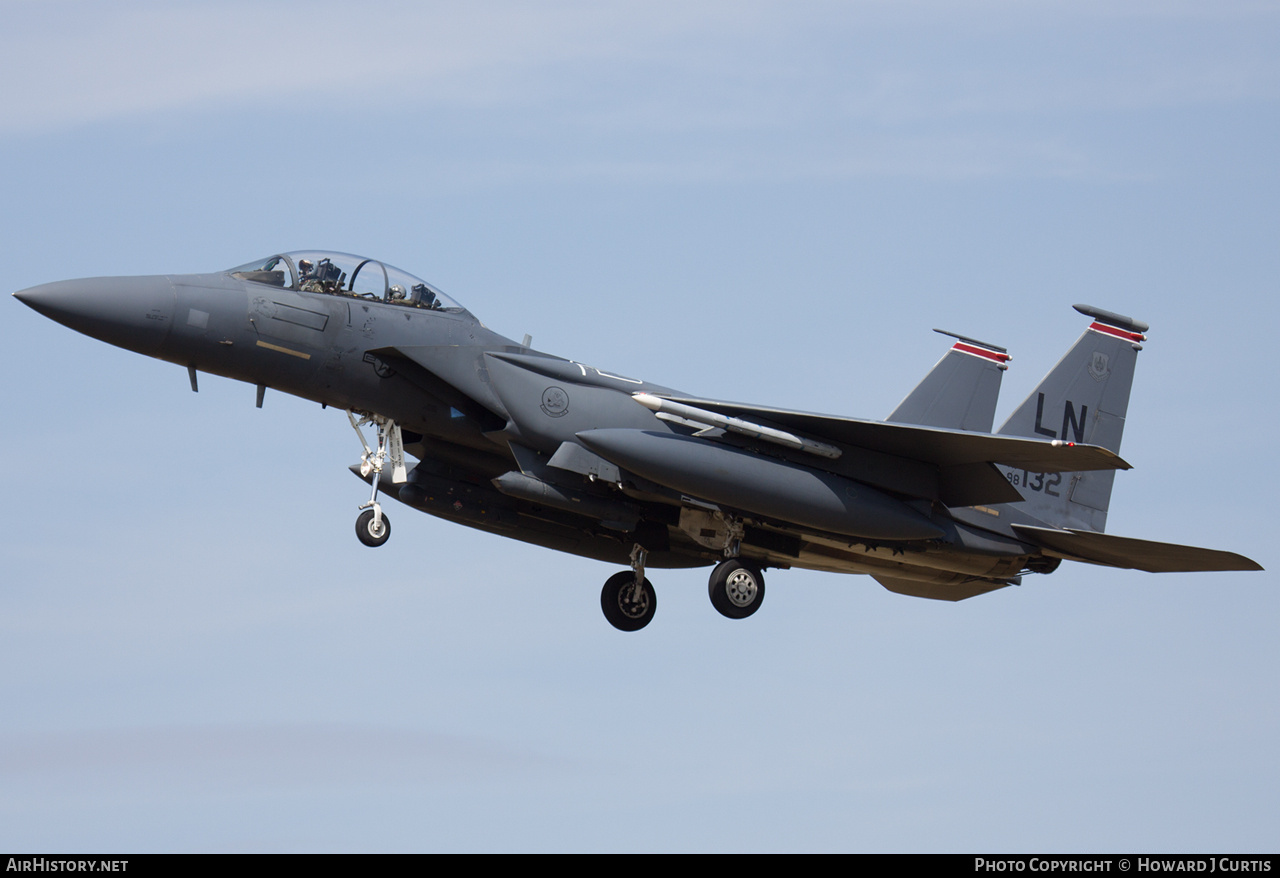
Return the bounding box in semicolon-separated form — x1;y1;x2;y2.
888;330;1009;432
995;305;1148;532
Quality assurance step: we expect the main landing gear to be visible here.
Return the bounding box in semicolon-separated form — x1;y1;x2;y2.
600;544;656;632
598;546;767;630
348;411;405;548
708;559;766;619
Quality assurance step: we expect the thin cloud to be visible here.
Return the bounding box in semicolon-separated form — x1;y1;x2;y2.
0;1;747;133
6;1;1275;135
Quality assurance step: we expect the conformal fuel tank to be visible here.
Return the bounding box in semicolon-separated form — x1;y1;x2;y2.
576;428;943;541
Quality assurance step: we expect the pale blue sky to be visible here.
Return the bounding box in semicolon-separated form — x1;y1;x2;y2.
1;0;1276;852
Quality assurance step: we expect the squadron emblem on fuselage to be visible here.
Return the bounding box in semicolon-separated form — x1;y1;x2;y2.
540;386;570;417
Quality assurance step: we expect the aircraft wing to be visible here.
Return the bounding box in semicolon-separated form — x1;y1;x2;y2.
1012;525;1263;572
658;397;1131;474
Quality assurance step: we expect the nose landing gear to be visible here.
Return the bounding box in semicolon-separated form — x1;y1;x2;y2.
348;411;405;548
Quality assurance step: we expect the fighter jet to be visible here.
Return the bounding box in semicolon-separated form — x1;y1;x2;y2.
14;250;1261;631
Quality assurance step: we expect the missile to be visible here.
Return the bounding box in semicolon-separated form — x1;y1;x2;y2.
631;392;842;459
576;428;943;541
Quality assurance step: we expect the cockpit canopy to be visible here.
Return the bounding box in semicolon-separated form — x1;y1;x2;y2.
229;251;469;315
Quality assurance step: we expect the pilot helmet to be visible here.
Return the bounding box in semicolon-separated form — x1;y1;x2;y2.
389;284;407;301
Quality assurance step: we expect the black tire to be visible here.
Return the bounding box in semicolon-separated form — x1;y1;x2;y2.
355;509;391;547
600;571;657;631
708;559;765;619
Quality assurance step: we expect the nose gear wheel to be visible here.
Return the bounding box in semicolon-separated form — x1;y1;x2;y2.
356;508;391;547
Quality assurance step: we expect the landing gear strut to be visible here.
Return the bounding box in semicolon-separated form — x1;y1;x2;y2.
348;411;405;548
600;544;657;631
709;559;765;619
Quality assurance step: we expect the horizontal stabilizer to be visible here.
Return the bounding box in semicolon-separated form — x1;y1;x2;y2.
1013;525;1263;573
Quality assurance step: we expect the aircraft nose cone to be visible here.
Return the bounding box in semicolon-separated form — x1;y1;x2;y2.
14;275;176;355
